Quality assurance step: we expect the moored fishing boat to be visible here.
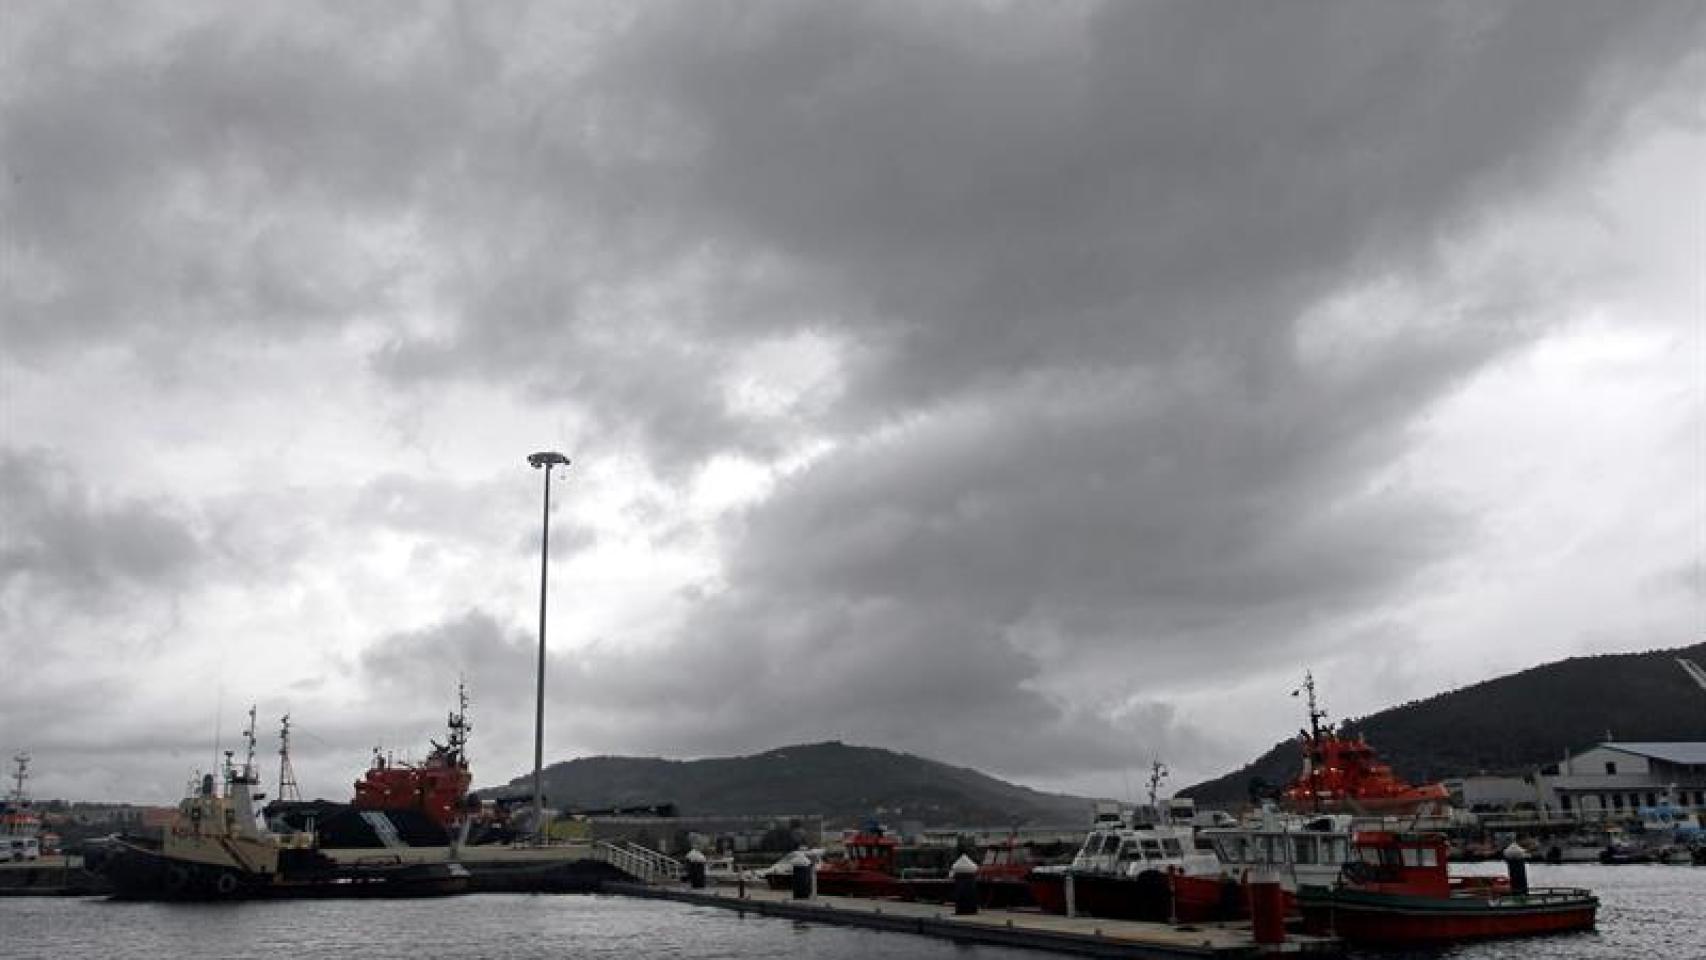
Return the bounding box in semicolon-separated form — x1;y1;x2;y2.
899;836;1040;908
93;708;470;900
812;822;906;898
1026;765;1220;922
1298;831;1597;944
1168;806;1356;921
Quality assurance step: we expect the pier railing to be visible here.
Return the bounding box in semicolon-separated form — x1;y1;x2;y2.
590;840;683;883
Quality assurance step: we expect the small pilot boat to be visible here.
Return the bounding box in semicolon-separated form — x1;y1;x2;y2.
1299;831;1597;944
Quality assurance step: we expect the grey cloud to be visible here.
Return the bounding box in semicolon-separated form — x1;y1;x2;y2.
0;448;203;601
4;1;1700;795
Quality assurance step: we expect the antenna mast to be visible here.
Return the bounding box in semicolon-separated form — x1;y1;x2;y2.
447;680;471;765
1302;670;1328;741
277;714;302;803
8;753;28;805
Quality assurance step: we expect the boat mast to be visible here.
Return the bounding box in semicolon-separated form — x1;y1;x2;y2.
277;714;302;803
1298;672;1329;813
447;680;471;766
1147;760;1169;815
1301;671;1327;743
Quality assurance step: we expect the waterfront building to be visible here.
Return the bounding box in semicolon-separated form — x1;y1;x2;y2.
1539;742;1706;819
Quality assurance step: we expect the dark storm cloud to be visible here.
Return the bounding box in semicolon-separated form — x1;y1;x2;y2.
1;2;489;353
0;448;203;601
359;607;538;704
4;0;1701;792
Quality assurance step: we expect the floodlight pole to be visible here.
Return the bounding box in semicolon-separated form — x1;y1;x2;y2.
527;451;570;839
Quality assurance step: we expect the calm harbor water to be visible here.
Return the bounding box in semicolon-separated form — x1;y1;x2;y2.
2;864;1699;960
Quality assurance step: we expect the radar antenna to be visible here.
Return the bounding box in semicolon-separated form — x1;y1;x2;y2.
447;679;472;765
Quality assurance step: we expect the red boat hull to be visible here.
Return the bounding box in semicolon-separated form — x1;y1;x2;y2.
1300;891;1597;944
1166;873;1300;923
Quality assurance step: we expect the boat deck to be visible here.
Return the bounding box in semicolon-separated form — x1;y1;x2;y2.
607;881;1343;958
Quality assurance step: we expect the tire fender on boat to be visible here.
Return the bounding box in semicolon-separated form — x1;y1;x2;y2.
215;872;239;896
164;865;190;893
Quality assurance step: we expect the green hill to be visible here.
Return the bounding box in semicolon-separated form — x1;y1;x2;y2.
482;740;1096;826
1180;641;1706;807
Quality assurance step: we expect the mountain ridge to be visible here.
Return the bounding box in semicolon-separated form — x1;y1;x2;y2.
481;641;1706;821
482;739;1099;826
1179;640;1706;806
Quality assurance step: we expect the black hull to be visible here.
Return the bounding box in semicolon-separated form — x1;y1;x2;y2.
97;842;469;901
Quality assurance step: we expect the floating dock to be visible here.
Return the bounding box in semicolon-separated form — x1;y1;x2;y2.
607;881;1343;958
0;856;108;896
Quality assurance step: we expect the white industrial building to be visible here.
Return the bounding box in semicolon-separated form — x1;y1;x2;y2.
1451;742;1706;819
1538;742;1706;818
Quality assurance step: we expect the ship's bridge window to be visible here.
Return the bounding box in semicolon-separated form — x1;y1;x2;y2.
1140;838;1164;860
1401;848;1422;868
1419;848;1438;867
1323;838;1348;863
1293;836;1317;864
1214;837;1247;863
1161;838;1183;858
1099;834;1120;856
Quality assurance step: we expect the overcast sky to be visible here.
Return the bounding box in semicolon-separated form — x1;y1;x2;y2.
3;1;1702;806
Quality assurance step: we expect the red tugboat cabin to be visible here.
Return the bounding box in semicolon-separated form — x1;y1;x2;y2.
1341;831;1450;897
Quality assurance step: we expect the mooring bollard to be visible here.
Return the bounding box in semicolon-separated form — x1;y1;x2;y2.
1064;871;1076;918
790;849;814;900
1504;842;1529;895
951;854;979;916
1248;881;1285;945
686;848;707;889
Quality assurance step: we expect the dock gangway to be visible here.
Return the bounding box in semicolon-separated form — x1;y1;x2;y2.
589;840;682;884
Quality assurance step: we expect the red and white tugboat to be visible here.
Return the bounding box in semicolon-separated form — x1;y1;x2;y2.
813;822;907;898
265;684;487;848
1299;831;1598;944
1283;672;1450;815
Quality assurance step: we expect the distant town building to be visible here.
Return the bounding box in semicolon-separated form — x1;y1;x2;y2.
1539;742;1706;818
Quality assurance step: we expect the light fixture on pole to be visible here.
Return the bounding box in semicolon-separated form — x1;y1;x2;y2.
527;450;570;838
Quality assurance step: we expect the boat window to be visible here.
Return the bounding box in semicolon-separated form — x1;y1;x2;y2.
1359;847;1383;866
1323;838;1347;863
1100;835;1121;856
1293;836;1317;864
1214;837;1245;863
1419;848;1438;867
1162;838;1183;857
1401;847;1421;868
1140;839;1164;860
1261;836;1282;864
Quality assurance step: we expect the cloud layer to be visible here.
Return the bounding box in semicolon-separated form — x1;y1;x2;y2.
3;0;1702;802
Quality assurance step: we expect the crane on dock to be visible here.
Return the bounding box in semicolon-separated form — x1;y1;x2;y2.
1677;657;1706;694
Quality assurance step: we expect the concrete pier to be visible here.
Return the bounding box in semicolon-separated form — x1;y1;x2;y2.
607;881;1343;958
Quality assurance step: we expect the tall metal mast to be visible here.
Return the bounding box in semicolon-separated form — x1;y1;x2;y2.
277;714;302;803
527;451;570;839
